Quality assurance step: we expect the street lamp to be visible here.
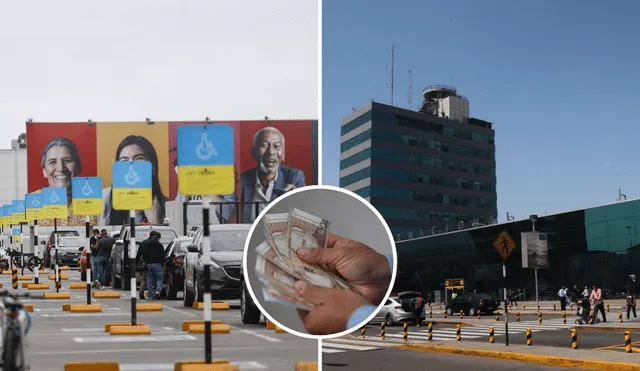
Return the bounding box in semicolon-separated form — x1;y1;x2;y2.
529;215;539;305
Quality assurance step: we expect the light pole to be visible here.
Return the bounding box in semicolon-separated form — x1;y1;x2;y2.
530;214;539;305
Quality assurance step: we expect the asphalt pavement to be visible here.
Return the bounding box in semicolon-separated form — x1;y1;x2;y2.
2;268;318;370
322;347;591;371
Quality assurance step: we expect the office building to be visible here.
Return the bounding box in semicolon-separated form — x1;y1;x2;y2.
394;198;640;302
339;85;497;239
0;133;27;206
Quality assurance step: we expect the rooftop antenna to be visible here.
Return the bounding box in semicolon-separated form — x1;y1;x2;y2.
385;45;395;106
408;70;413;110
618;188;627;201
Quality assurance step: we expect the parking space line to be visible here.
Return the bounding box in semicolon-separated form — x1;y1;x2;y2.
73;334;198;343
230;326;283;343
30;344;311;356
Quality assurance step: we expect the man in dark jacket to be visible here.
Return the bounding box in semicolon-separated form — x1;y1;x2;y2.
94;229;114;289
141;231;165;300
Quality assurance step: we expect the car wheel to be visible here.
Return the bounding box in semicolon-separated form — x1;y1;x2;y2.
167;274;178;300
121;265;130;291
385;313;394;326
183;269;195;308
241;280;261;324
469;308;476;316
112;261;121;289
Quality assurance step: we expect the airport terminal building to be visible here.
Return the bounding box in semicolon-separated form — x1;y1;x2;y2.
394;198;640;302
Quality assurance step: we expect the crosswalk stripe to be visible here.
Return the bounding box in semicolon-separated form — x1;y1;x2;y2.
322;348;345;353
321;343;378;351
326;338;396;348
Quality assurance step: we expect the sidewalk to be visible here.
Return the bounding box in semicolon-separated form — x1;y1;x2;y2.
395;340;640;370
417;316;640;331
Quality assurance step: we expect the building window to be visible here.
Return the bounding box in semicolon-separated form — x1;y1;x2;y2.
340;167;372;187
341;111;373;136
341;129;372;152
340;148;372;170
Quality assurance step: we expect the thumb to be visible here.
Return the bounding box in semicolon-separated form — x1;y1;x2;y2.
296;247;341;266
294;281;334;306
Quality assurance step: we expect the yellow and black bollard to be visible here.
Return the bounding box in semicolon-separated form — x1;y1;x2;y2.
607;304;610;313
444;310;448;319
538;311;542;324
380;322;385;341
554;304;556;311
429;307;433;319
620;311;623;323
626;331;632;353
403;322;408;342
428;322;433;342
439;305;442;310
496;312;500;322
523;304;526;311
589;311;593;324
460;310;464;319
11;267;18;289
571;329;578;349
456;324;461;341
570;303;574;311
526;328;532;346
361;327;365;339
489;326;495;343
516;311;521;323
477;312;481;320
563;311;567;325
538;304;541;312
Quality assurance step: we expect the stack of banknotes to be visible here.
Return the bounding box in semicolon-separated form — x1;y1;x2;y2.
254;208;353;311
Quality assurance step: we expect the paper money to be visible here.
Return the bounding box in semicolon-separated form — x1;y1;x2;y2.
286;208;332;271
263;213;290;259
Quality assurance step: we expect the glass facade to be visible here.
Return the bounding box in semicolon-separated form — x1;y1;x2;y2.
394;199;640;301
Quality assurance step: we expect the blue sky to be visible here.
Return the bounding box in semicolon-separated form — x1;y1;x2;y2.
322;0;640;221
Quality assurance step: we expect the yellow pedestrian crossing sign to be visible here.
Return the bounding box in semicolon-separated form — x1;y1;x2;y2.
493;230;516;261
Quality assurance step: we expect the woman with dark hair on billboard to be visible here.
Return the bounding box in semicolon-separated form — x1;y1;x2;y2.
37;137;98;227
100;135;168;226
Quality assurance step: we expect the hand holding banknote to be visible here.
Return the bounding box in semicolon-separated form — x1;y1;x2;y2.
295;234;391;305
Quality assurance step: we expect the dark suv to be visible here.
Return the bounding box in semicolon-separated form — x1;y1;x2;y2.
42;230;79;267
110;225;178;290
240;264;262;324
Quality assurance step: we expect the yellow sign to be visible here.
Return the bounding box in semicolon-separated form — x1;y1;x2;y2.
445;279;465;289
43;205;68;220
72;199;103;216
12;212;26;225
112;188;152;211
493;230;516;261
178;165;235;196
26;208;43;222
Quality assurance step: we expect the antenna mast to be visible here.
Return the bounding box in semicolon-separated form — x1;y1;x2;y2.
390;45;394;106
408;69;412;110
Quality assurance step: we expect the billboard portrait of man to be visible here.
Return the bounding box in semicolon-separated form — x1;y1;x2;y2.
26;122;99;226
239;126;306;223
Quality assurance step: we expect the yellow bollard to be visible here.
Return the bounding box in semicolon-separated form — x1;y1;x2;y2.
11;267;17;290
589;311;593;324
477;312;481;320
427;321;433;342
429;307;433;319
570;303;574;311
403;322;408;342
489;326;495;343
523;304;526;311
380;322;385;341
571;328;577;349
563;311;566;325
538;311;542;324
361;327;365;339
516;311;520;323
460;310;464;319
456;324;461;341
444;311;448;319
626;331;632;353
620;311;623;323
526;328;532;346
607;304;610;313
496;312;500;321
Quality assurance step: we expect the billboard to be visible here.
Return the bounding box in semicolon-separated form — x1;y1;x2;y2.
521;232;549;269
26;120;318;227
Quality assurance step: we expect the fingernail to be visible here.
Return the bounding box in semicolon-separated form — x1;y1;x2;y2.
294;281;307;294
297;248;310;257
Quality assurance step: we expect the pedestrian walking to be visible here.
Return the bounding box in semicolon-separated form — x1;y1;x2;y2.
590;284;607;323
89;229;100;281
410;295;425;326
93;229;114;289
141;231;165;300
558;286;568;311
582;286;590;299
627;291;637;320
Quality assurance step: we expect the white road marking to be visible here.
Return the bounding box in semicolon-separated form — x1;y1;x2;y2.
163;327;174;331
30;345;311;356
73;335;197;343
61;327;105;333
322;348;344;353
42;312;129;318
230;326;282;343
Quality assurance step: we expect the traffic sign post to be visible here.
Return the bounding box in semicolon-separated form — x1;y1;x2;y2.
493;230;516;347
72;177;103;305
43;187;69;294
12;200;26;276
177;124;235;364
112;161;153;327
26;193;43;284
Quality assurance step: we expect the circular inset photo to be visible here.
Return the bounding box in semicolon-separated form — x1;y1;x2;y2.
242;185;397;339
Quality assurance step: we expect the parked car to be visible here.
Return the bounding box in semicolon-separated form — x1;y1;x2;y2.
183;224;250;308
43;230;79;267
445;293;499;316
110;224;178;290
163;236;193;300
51;236;85;267
240;263;262;324
370;296;417;326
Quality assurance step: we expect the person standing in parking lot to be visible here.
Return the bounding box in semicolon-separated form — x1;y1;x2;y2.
89;229;100;281
142;231;165;300
94;229;114;289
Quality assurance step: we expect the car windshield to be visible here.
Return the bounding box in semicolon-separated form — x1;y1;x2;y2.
209;230;249;251
136;229;178;245
57;237;86;247
175;240;191;254
53;231;78;240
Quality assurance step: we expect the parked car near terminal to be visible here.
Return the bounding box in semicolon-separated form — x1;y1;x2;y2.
370;296;418;326
445;292;499;316
43;230;79;268
51;236;85;267
110;224;178;290
240;263;262;324
182;224;250;308
163;236;193;300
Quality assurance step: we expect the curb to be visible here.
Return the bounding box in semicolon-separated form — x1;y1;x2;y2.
574;326;640;333
394;343;640;371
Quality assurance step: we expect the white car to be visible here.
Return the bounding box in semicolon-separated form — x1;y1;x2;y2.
370;296;418;326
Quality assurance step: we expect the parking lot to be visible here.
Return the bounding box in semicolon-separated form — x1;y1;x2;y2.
2;267;318;370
